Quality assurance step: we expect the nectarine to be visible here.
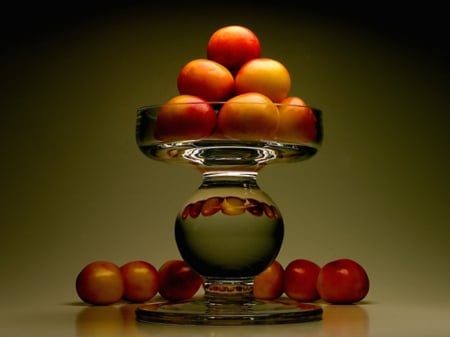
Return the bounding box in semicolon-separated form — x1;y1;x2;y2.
207;25;261;72
177;58;234;101
253;260;284;300
158;259;203;301
283;258;321;302
217;92;279;140
76;261;125;305
235;58;291;103
317;258;370;304
120;260;159;303
154;95;217;141
276;96;317;143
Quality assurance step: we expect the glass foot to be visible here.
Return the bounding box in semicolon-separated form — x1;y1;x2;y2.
135;298;322;325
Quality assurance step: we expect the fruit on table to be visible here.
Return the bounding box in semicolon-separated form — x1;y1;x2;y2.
276;96;318;143
177;58;235;101
74;257;370;305
207;25;261;73
253;260;284;300
157;259;204;301
283;258;321;302
154;95;217;141
235;57;291;103
317;258;370;304
75;261;125;305
120;260;159;303
217;92;279;140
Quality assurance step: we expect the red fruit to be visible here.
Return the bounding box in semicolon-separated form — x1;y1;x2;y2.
207;25;261;72
76;261;125;305
158;259;203;301
154;95;217;141
217;92;279;140
235;57;291;103
276;96;318;143
177;58;235;101
317;258;370;304
253;260;284;300
120;260;159;303
283;258;321;302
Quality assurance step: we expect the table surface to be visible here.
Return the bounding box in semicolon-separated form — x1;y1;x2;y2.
1;3;449;337
2;294;450;337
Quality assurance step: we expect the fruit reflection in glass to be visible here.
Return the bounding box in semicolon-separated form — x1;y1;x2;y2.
134;96;323;325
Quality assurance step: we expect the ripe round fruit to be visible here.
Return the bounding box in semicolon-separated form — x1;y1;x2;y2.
207;25;261;72
76;261;125;305
177;58;235;101
276;96;318;143
120;260;159;303
235;57;291;103
154;95;217;141
283;258;321;302
158;259;203;301
217;92;279;140
317;258;370;304
253;260;284;300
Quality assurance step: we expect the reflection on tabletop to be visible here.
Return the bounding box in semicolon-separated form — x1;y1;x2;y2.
75;300;369;337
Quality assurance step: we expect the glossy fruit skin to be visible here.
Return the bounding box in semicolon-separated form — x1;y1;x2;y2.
276;96;318;143
154;95;217;141
120;260;159;303
317;258;370;304
235;58;291;103
158;259;203;301
217;92;279;140
283;258;321;302
253;260;284;300
76;261;125;305
177;58;235;101
207;25;261;73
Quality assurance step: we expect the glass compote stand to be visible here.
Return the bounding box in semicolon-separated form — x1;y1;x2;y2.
134;101;323;325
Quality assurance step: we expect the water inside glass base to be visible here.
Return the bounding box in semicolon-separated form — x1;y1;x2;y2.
135;298;322;325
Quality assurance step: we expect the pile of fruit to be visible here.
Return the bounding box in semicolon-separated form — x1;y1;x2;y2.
153;25;318;143
75;258;369;306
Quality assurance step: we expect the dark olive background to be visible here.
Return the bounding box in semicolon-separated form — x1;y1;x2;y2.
1;1;449;306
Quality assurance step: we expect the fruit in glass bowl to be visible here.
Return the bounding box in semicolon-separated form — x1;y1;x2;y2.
153;95;217;141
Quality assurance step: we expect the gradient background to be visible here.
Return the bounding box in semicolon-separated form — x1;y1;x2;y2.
1;0;449;318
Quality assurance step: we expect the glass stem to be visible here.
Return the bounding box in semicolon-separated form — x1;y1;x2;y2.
201;170;260;187
199;172;260;306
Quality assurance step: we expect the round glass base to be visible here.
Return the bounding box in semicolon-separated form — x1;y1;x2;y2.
135;298;322;326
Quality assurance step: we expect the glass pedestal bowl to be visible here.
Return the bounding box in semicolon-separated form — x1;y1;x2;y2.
134;100;323;325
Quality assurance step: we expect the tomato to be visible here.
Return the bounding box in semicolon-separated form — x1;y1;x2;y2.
76;261;124;305
253;260;284;300
158;259;203;301
283;258;321;302
120;260;159;303
317;258;370;304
